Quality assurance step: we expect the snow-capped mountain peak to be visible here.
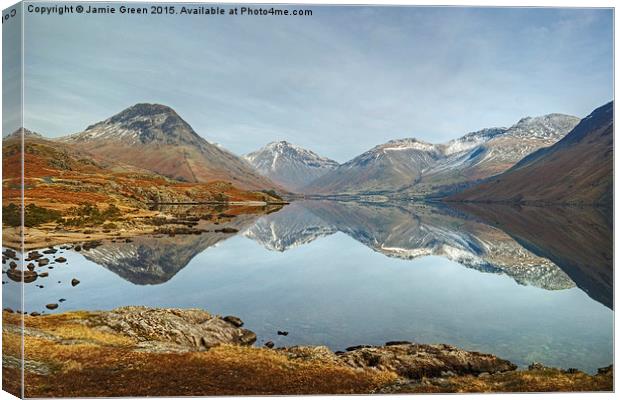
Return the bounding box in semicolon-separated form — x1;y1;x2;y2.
245;141;339;191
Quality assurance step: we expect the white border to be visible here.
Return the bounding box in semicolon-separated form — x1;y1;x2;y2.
0;1;616;400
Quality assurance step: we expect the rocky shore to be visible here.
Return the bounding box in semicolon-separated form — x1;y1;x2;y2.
2;306;612;397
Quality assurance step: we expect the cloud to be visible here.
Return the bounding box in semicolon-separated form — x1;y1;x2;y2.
22;6;612;162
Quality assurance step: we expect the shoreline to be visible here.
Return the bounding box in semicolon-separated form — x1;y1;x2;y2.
2;306;612;396
3;201;285;251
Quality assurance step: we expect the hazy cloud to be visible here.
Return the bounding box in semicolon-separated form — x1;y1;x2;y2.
21;5;612;162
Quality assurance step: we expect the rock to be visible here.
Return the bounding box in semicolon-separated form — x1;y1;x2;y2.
59;298;66;302
264;341;275;349
38;272;49;278
3;308;14;313
7;269;38;283
215;227;239;234
346;345;372;352
26;251;42;260
386;340;412;346
3;249;17;259
88;306;258;350
125;238;133;243
74;245;82;251
223;315;243;327
55;257;67;263
528;362;547;371
30;312;40;317
46;303;59;310
277;330;289;336
597;365;613;375
9;261;17;270
279;346;343;365
37;258;50;267
26;263;35;271
71;278;80;287
338;343;517;379
42;249;57;254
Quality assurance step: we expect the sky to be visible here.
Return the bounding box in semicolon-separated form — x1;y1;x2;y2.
11;4;614;162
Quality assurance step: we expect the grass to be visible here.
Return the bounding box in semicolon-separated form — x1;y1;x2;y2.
395;368;613;393
3;311;396;397
2;311;612;397
2;203;63;227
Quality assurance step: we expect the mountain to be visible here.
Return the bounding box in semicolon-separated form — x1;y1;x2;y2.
62;103;280;191
303;138;444;194
449;102;612;205
418;114;580;195
244;141;339;191
2;132;282;214
302;114;579;195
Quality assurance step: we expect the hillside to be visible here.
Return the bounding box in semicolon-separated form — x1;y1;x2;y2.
62;103;280;191
303;114;579;195
449;102;612;205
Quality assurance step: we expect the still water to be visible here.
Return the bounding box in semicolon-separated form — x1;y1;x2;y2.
3;201;613;373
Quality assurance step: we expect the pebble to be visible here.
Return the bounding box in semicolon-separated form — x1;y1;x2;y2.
45;303;59;310
71;278;80;287
277;331;289;336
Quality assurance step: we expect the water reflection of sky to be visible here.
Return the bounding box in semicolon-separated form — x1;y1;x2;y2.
3;230;613;373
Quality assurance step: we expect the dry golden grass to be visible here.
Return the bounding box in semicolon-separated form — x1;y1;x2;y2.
3;312;612;396
392;368;613;393
3;312;396;397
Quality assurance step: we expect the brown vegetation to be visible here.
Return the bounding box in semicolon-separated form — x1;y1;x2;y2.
1;309;612;397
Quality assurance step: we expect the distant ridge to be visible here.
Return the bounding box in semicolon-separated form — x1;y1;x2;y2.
244;141;339;191
449;102;613;205
303;113;579;195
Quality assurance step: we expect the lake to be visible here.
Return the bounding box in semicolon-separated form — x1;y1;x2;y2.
2;201;613;373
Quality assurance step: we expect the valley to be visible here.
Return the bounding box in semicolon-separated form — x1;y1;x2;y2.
2;100;614;397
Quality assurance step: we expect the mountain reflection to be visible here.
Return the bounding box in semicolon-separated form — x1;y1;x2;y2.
246;201;575;291
453;203;613;310
77;201;612;309
80;205;272;284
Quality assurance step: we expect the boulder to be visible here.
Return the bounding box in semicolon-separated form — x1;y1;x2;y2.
339;343;517;379
7;269;38;283
88;306;257;350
